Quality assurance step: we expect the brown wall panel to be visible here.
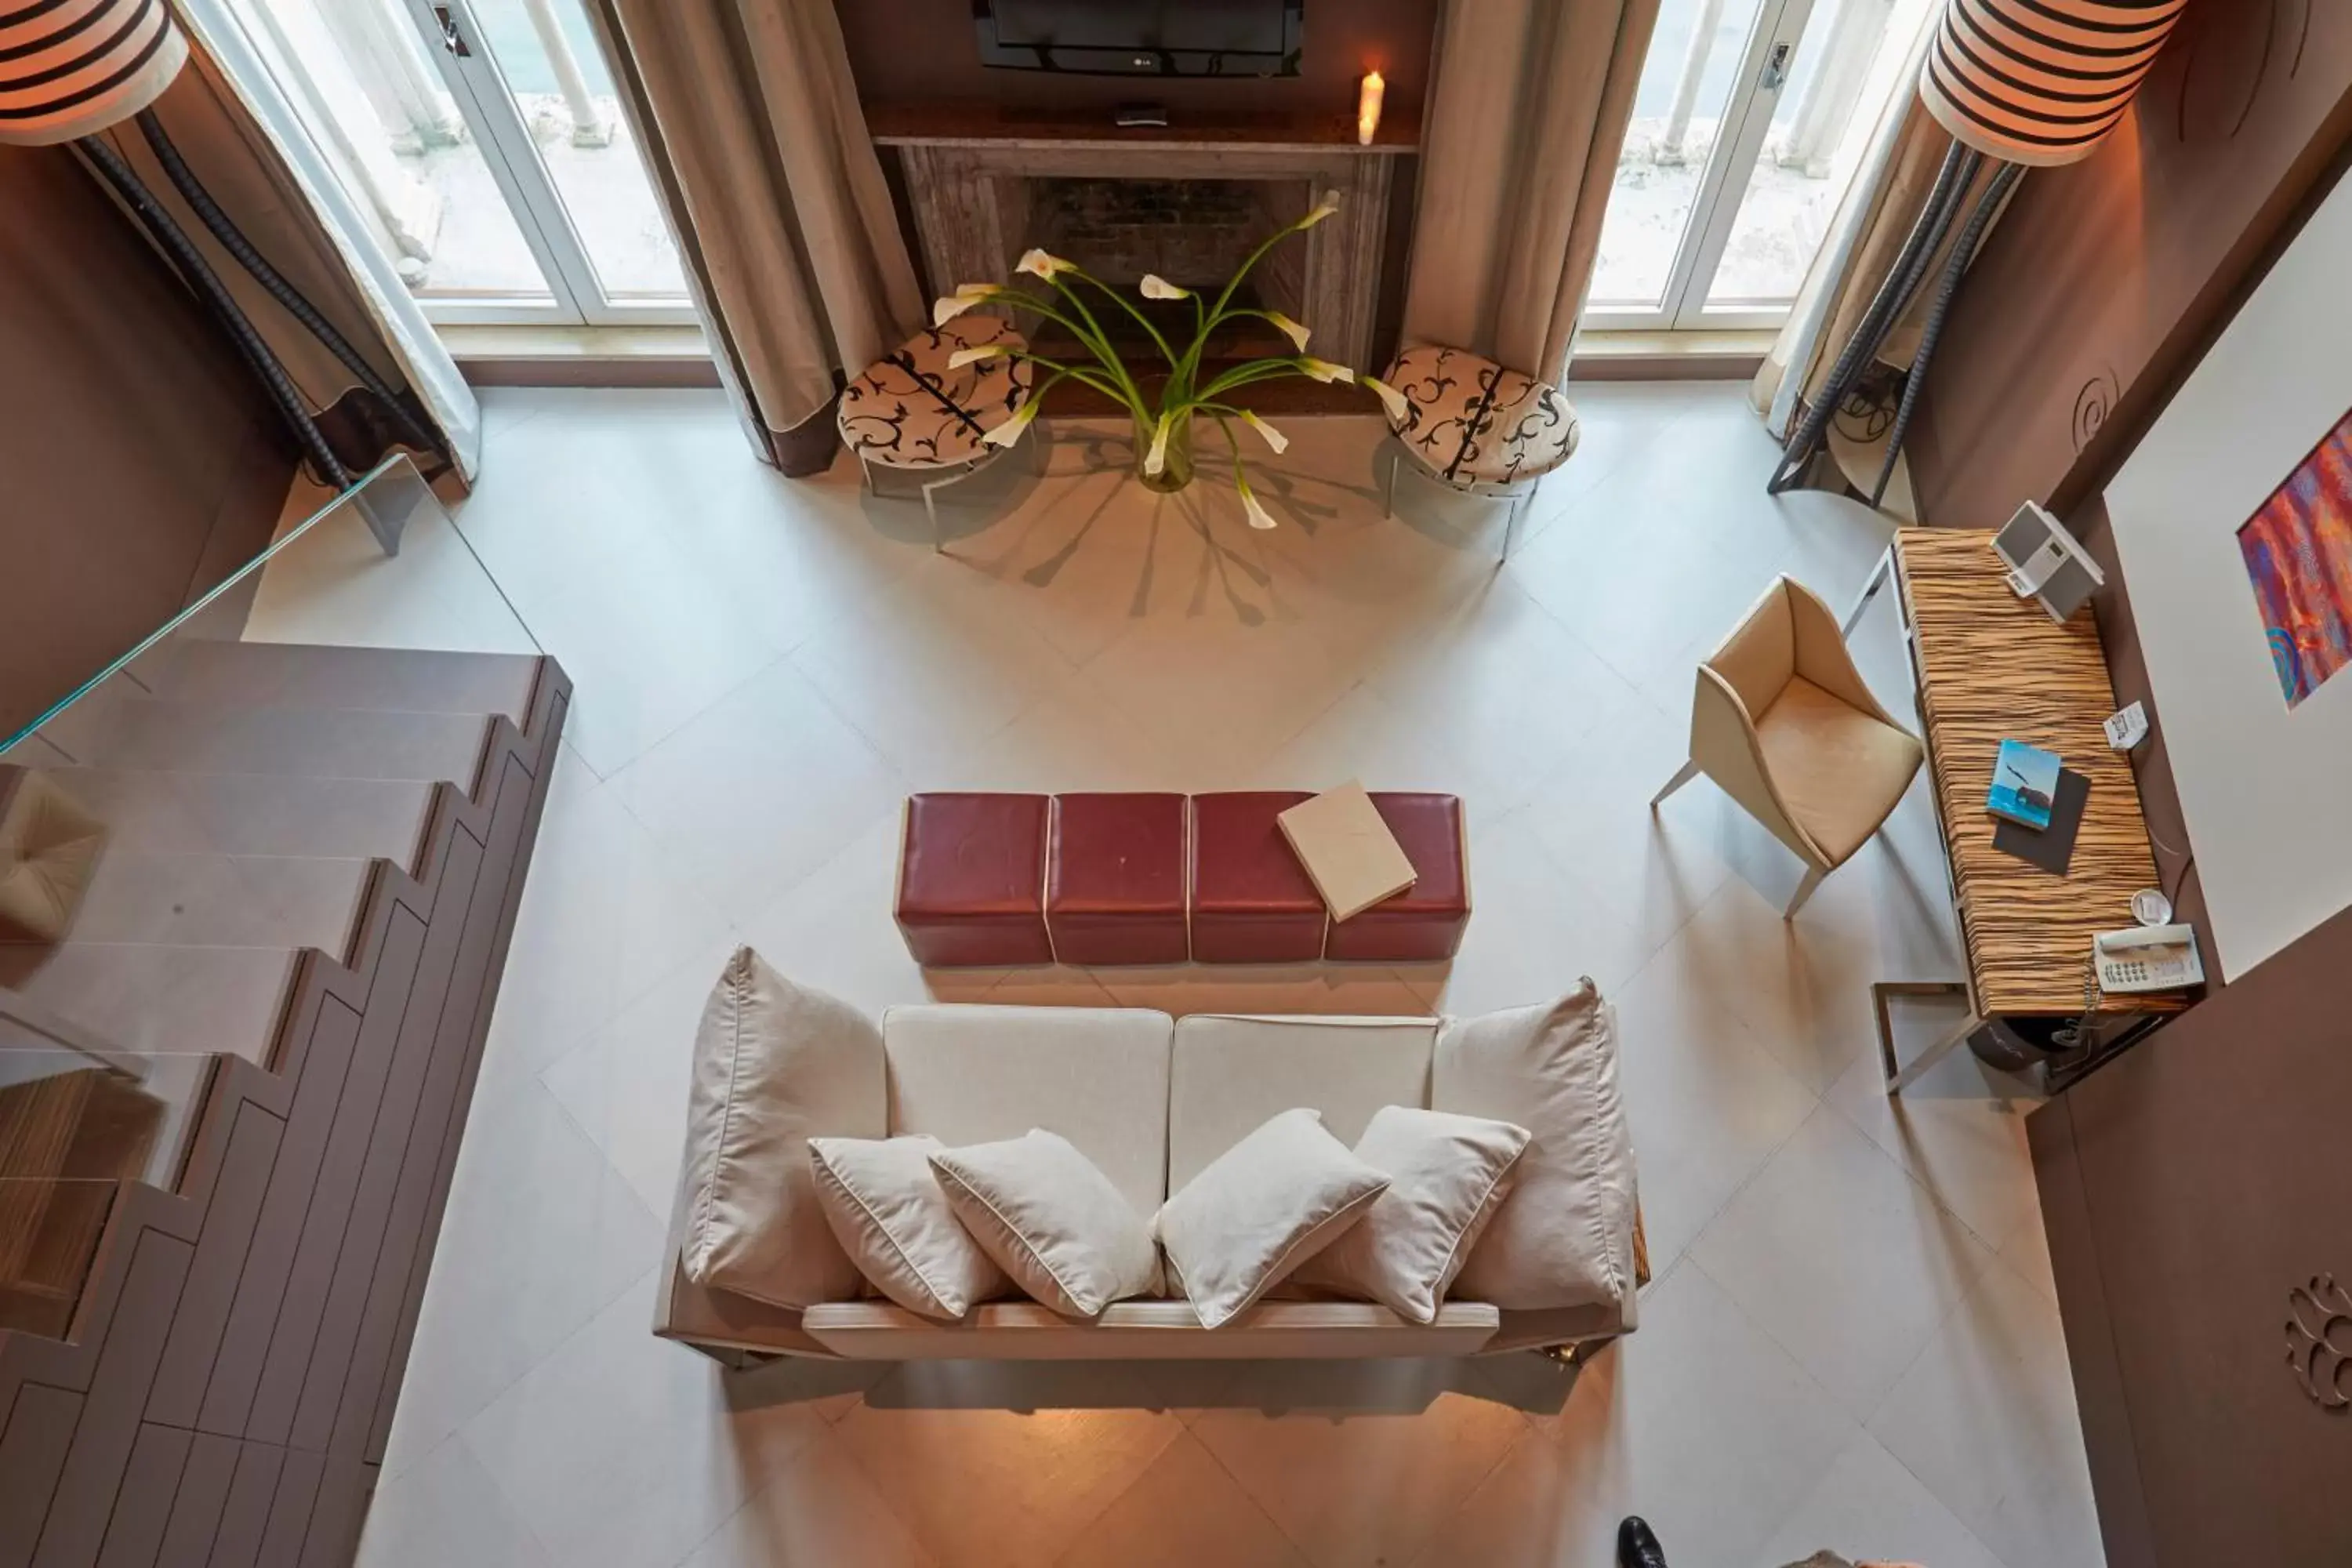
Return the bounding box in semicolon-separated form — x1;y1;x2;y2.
2035;901;2352;1566
1909;0;2352;529
0;147;290;740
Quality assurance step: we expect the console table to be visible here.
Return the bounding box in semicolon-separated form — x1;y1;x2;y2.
1856;528;2187;1091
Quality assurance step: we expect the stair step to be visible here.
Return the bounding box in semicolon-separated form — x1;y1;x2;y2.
34;770;433;862
0;943;296;1065
151;642;539;721
61;851;372;955
93;699;492;782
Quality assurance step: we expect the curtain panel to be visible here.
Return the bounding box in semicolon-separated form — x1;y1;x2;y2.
121;3;480;481
1400;0;1662;386
579;0;924;475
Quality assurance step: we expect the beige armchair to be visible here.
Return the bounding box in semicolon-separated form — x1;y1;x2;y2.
1653;577;1923;917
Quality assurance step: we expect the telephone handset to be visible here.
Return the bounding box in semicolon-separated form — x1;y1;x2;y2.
2092;924;2204;995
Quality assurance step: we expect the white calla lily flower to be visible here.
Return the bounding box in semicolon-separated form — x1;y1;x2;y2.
1362;375;1411;425
1240;410;1289;454
1296;191;1341;230
982;400;1042;448
1240;486;1279;530
1262;311;1310;350
1298;358;1355;385
1143;413;1171;475
933;283;996;326
1017;249;1076;280
948;343;1009;368
1139;274;1191;300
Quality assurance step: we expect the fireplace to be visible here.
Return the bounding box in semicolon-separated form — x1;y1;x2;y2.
871;106;1413;373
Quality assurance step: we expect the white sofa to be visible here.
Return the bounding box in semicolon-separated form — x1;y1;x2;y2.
653;1000;1646;1363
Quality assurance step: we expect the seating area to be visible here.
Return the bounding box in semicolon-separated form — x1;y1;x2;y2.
655;952;1642;1364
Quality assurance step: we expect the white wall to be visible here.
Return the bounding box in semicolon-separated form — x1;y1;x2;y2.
2103;172;2352;981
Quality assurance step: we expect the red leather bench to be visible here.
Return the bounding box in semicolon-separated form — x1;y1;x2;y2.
1188;791;1326;964
896;789;1468;967
1323;792;1472;962
1047;793;1189;965
894;793;1054;967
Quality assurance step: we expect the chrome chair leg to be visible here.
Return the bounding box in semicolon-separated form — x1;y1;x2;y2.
922;477;946;553
1784;864;1828;919
1382;445;1399;519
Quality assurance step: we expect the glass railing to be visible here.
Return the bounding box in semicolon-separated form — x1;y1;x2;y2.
0;456;540;1337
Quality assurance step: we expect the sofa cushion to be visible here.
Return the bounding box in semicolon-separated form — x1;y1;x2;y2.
882;1004;1173;1216
1167;1014;1436;1192
678;949;886;1308
931;1131;1161;1318
1436;983;1639;1314
808;1135;1007;1319
1294;1106;1530;1323
1155;1109;1390;1329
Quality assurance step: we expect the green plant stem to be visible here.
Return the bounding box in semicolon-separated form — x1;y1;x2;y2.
1063;268;1180;372
1195;357;1332;403
1044;277;1155;414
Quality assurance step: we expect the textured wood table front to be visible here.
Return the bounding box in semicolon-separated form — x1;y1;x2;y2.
1896;529;2180;1018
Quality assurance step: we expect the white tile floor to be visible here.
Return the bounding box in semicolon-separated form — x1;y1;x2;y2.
358;383;2103;1568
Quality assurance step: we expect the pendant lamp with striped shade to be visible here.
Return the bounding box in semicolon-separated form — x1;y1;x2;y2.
1920;0;2190;168
1769;0;2191;503
0;0;187;147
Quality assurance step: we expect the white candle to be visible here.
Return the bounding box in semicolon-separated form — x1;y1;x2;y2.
1357;70;1385;147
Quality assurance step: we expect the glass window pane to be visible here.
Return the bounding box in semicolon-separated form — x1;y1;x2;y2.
224;0;559;306
1704;0;1940;310
464;0;689;300
1589;0;1773;311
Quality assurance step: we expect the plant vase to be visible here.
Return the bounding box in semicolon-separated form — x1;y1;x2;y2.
1135;412;1196;493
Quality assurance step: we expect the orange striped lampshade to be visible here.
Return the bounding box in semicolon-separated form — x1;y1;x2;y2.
1920;0;2187;167
0;0;187;147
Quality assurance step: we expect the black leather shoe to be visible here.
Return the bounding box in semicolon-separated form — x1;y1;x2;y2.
1617;1515;1669;1568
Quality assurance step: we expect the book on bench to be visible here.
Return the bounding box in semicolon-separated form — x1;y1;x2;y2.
1277;782;1417;923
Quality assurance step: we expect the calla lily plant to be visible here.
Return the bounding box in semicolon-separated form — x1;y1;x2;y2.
933;190;1410;524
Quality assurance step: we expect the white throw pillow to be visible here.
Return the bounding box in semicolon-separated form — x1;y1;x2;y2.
1293;1106;1531;1323
1436;982;1639;1314
1153;1108;1389;1329
806;1135;1007;1320
678;948;884;1308
929;1131;1161;1318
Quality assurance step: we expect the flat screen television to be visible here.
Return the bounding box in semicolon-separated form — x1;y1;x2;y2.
973;1;1303;77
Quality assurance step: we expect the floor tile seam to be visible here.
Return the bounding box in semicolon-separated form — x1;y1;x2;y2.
1182;1408;1467;1568
651;1414;870;1568
528;1051;677;1234
1812;1084;2038;1262
782;634;1043;783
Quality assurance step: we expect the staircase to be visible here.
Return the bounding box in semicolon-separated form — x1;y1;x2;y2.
0;641;541;1064
0;633;568;1566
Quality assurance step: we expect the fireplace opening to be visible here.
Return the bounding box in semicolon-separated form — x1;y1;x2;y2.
1016;175;1308;362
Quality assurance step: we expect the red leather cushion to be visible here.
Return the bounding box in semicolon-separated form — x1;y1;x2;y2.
1189;791;1325;963
1047;793;1189;965
895;793;1053;967
1324;792;1472;961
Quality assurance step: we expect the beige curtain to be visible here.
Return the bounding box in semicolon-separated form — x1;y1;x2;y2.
583;0;923;474
92;30;475;482
1751;87;1950;436
1400;0;1662;385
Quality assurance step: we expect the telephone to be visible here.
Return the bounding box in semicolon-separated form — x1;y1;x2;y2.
2092;924;2205;995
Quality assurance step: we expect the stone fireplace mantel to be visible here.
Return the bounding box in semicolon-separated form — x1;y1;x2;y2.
869;106;1417;373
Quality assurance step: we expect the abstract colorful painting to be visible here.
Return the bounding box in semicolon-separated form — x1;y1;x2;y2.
2238;405;2352;708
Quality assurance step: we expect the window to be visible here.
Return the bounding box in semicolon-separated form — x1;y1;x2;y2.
1588;0;1938;332
227;0;691;325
